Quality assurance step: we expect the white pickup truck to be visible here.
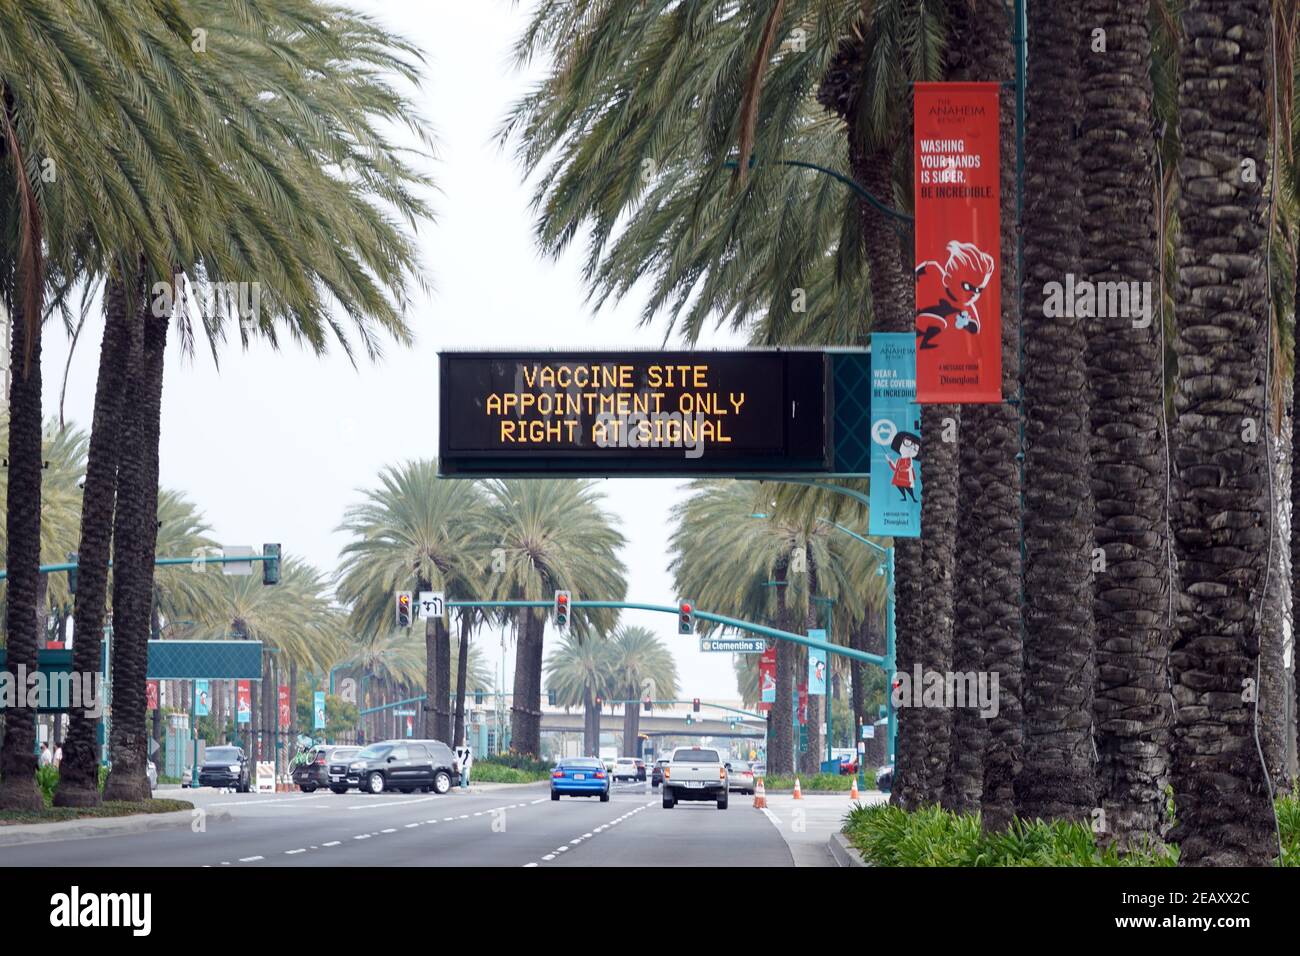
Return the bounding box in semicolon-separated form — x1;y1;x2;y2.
661;746;729;809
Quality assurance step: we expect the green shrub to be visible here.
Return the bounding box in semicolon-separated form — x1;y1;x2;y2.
842;803;1179;867
36;765;59;807
469;762;550;784
492;753;556;776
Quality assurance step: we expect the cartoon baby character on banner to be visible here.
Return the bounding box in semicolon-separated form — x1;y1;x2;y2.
915;239;996;351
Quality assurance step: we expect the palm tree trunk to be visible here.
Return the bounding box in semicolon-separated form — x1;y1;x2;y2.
1082;0;1173;848
0;295;44;811
942;423;989;813
916;404;958;802
453;613;471;747
1169;0;1276;866
937;0;1025;833
103;302;167;801
511;610;544;756
1014;0;1098;825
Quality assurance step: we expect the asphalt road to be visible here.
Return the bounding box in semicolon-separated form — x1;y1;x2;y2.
0;781;870;867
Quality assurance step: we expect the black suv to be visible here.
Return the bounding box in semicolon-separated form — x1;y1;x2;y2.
198;745;250;791
349;739;460;795
295;745;361;793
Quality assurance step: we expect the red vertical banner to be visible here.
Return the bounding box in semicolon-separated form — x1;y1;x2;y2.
145;680;159;710
797;681;809;726
914;82;1002;403
758;646;776;713
278;685;291;730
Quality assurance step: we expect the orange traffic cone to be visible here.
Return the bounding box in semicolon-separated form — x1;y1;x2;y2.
793;777;803;800
753;776;767;809
850;777;860;801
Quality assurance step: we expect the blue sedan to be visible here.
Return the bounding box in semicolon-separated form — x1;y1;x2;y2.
551;757;611;801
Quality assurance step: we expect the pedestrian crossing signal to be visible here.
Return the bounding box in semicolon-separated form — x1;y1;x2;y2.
678;600;694;635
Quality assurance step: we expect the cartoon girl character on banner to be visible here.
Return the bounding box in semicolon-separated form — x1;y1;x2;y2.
915;240;996;351
887;431;921;502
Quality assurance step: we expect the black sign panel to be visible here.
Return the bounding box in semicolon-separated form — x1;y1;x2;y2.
438;351;830;476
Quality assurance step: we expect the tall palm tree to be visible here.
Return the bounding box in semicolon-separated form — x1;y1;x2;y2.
545;632;613;756
336;461;486;743
1081;0;1173;848
1168;0;1278;866
482;479;627;757
1014;0;1097;825
606;625;679;754
95;2;433;804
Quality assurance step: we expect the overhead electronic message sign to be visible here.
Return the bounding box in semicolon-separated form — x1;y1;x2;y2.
439;351;832;476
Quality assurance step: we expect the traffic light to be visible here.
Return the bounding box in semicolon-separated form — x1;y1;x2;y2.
262;542;281;585
678;599;694;635
643;698;652;713
395;591;413;628
685;713;694;726
548;688;557;706
594;694;603;710
553;590;571;630
67;551;78;595
475;689;485;706
693;697;701;713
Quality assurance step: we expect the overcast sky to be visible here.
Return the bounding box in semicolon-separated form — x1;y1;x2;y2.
42;1;746;701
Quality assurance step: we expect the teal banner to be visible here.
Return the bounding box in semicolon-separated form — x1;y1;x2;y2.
868;333;922;538
807;633;827;695
313;691;326;730
194;680;210;717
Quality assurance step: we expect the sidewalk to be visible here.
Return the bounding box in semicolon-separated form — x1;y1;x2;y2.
757;790;885;866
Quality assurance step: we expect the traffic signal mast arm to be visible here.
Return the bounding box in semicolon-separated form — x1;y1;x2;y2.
3;549;283;582
444;598;885;667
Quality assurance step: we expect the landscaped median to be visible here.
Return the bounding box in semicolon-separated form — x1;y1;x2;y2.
840;794;1300;866
763;772;871;793
0;765;194;831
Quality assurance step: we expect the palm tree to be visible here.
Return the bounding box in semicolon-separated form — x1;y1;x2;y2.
606;626;679;754
1168;0;1278;866
95;3;433;804
545;632;613;756
482;479;627;757
1013;0;1097;825
336;461;486;743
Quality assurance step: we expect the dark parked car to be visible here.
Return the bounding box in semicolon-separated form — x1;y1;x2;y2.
875;763;894;793
198;745;250;791
348;740;459;795
650;757;670;788
295;745;361;793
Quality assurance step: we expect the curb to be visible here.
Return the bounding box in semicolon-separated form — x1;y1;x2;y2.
0;807;233;847
829;832;869;867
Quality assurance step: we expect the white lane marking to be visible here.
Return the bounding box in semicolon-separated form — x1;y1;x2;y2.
285;849;306;855
405;823;420;829
323;841;341;847
542;854;555;861
381;828;397;834
347;796;438;810
353;834;370;841
531;799;546;804
523;862;538;867
239;855;264;862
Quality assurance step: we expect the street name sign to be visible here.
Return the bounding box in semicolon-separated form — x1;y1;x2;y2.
699;637;766;653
